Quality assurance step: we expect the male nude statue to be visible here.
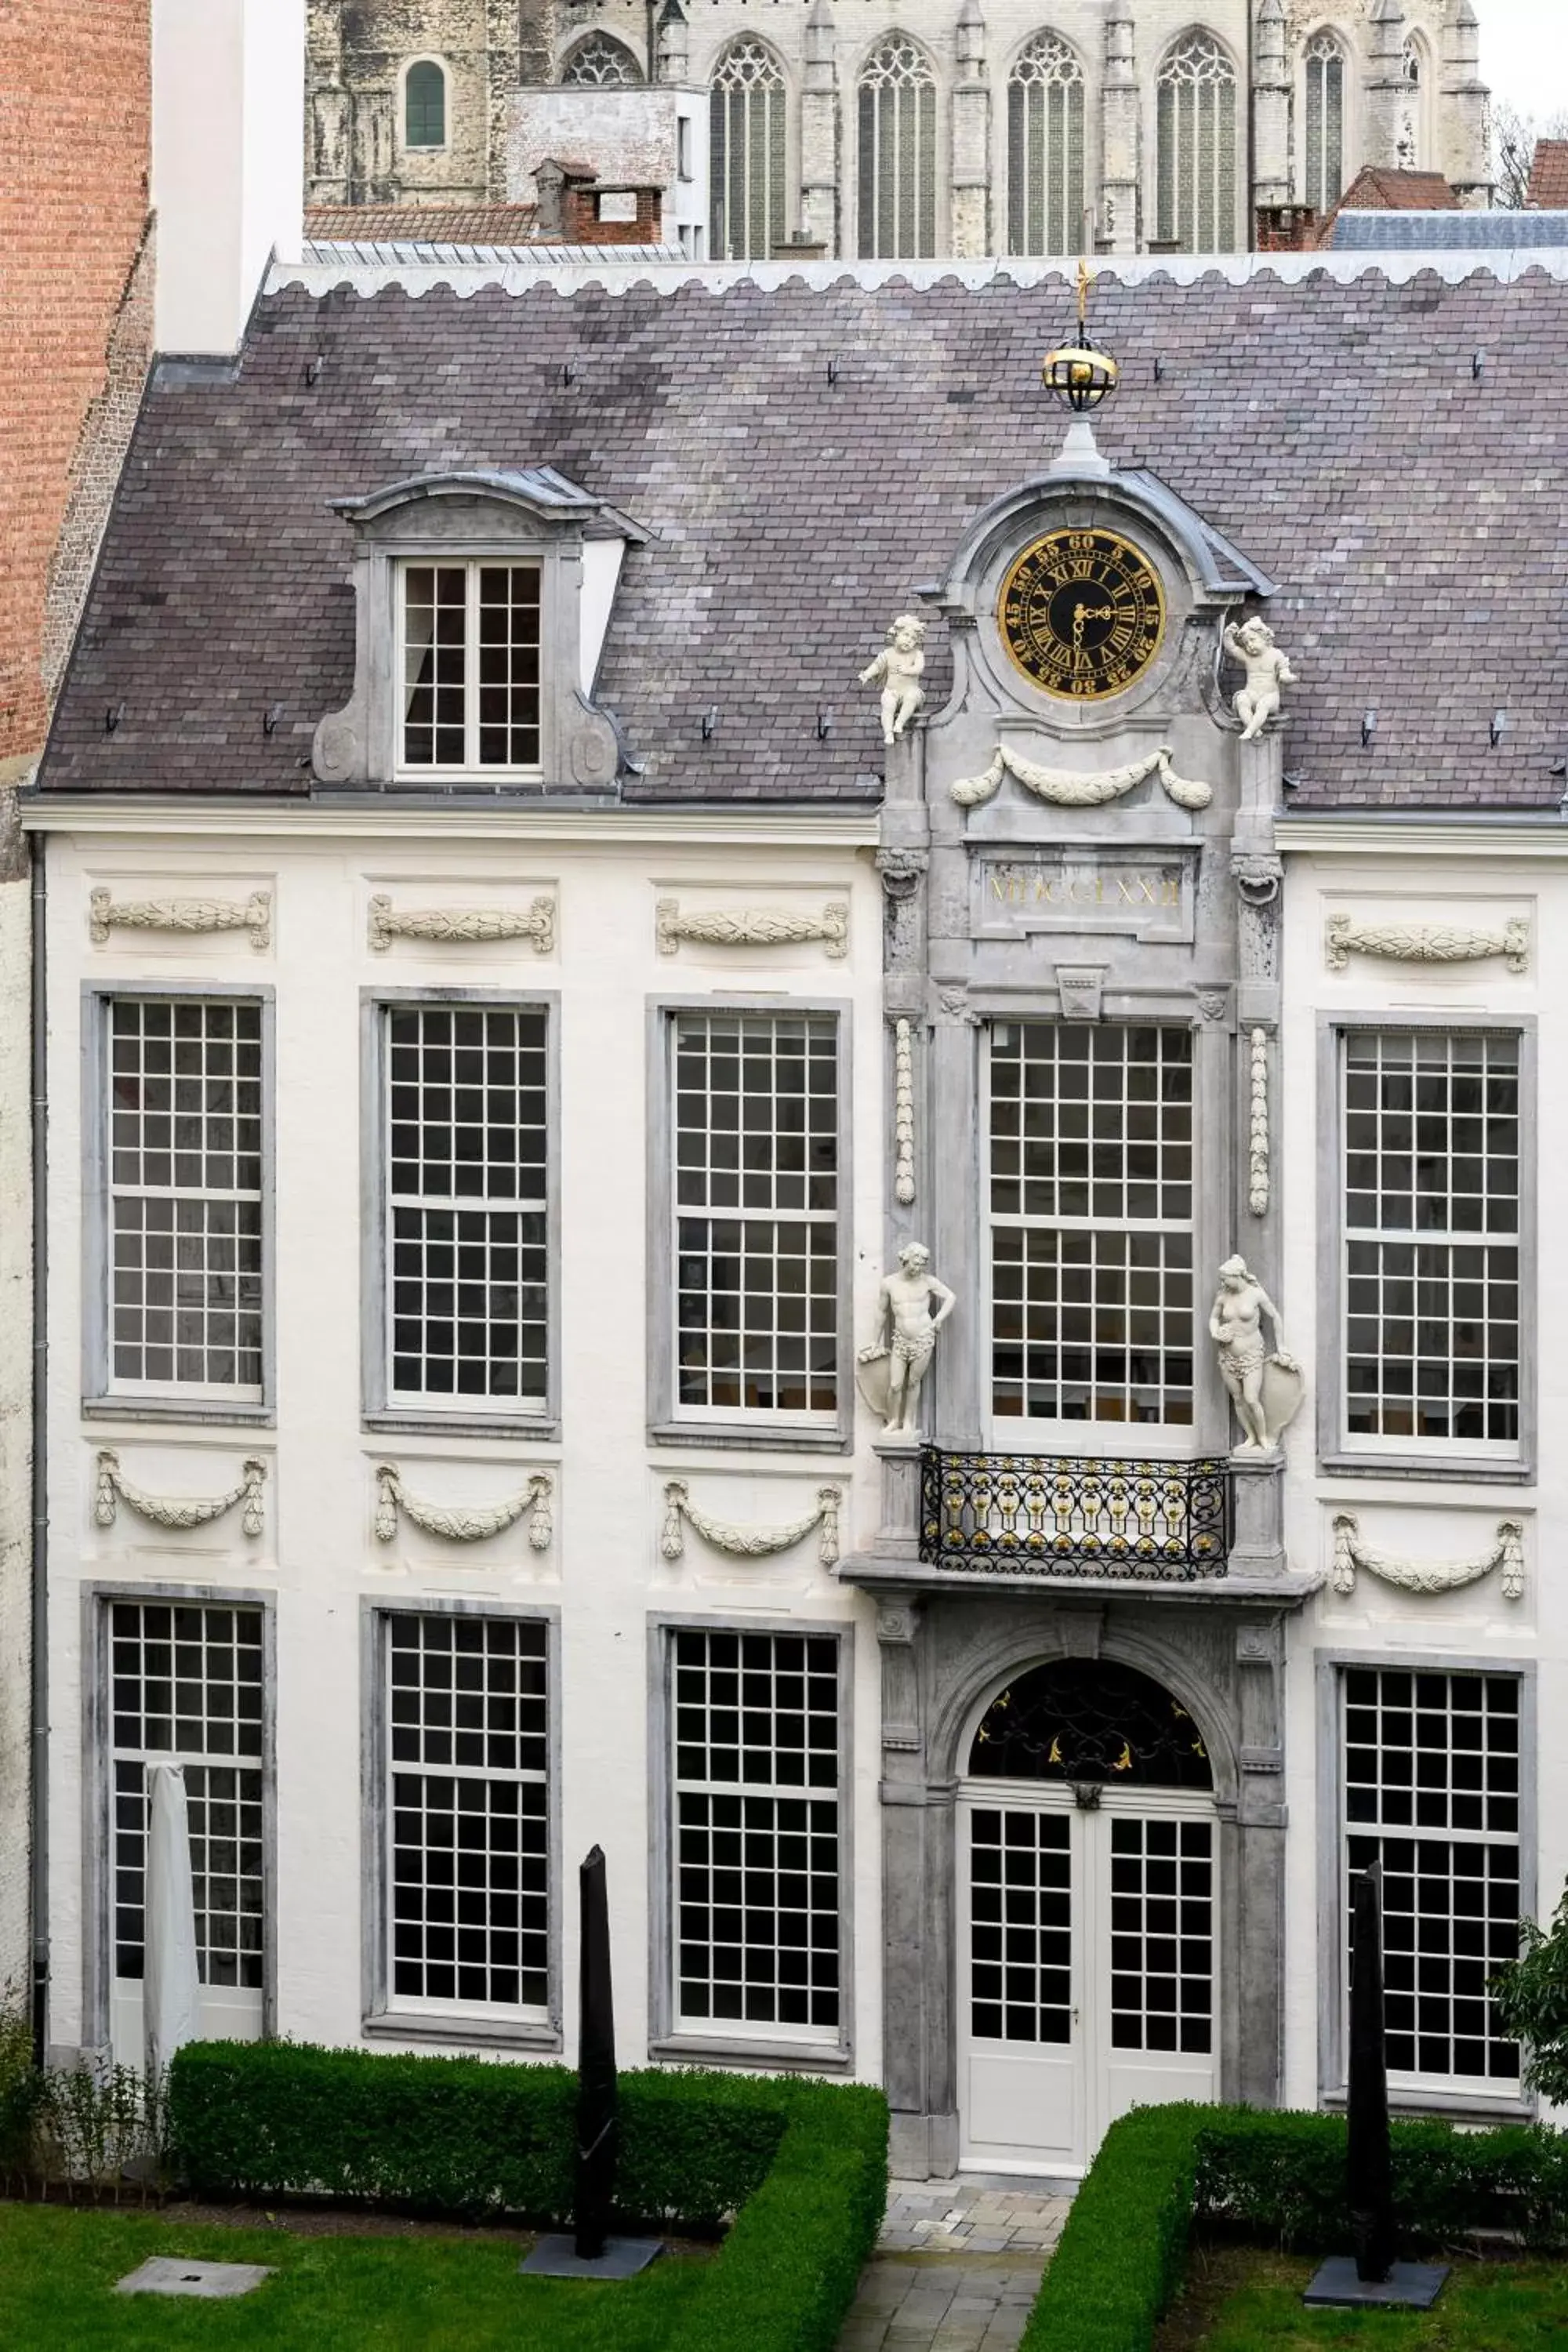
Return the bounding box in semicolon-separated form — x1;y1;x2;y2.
1223;615;1298;743
858;1242;956;1436
860;615;927;747
1209;1256;1298;1454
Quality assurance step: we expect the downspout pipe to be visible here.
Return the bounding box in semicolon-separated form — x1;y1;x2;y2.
29;837;47;2066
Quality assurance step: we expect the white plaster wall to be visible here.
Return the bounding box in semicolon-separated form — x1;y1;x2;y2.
0;875;31;1998
1278;842;1566;2126
39;815;885;2081
508;85;710;245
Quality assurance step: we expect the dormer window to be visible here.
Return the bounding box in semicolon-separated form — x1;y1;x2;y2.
400;561;542;774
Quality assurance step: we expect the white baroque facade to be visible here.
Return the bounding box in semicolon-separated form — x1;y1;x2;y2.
306;0;1493;252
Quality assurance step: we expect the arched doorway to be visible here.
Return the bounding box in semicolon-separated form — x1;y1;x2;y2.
958;1657;1218;2173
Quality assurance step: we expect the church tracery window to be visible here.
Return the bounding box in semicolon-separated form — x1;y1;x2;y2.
1304;29;1348;213
1399;32;1427;169
561;32;642;87
1155;31;1238;253
1007;32;1086;258
857;34;938;260
710;39;787;262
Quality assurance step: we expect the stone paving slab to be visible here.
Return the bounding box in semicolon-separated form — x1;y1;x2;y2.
837;2181;1072;2352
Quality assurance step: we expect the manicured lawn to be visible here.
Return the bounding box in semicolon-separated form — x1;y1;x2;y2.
0;2205;711;2351
1156;2241;1568;2350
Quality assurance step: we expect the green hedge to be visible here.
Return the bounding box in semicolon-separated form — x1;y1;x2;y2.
1024;2103;1568;2352
169;2042;887;2352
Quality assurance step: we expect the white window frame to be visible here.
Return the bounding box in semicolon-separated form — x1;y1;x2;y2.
1323;1019;1532;1476
394;557;544;782
982;1018;1199;1454
1319;1653;1535;2115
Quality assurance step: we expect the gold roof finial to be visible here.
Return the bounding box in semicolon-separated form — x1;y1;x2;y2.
1077;254;1092;332
1042;258;1119;416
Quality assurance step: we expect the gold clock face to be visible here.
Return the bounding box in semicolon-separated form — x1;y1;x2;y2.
999;528;1167;701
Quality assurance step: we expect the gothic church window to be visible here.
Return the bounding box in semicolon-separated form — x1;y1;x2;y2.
1399;33;1426;169
710;39;787;262
1304;30;1347;212
1155;31;1238;253
405;60;446;149
561;33;643;87
858;34;937;260
1007;32;1086;258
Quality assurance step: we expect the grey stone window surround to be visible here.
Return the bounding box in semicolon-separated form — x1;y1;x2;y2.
645;1611;856;2074
1313;1648;1537;2124
361;1595;564;2053
361;985;561;1441
80;1581;278;2059
645;994;855;1455
935;991;1234;1458
1315;1011;1537;1484
80;980;278;1427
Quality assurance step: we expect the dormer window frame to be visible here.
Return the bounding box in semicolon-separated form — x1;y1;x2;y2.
394;551;546;783
314;470;645;796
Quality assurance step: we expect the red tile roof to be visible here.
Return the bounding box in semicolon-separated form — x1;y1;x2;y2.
303;204;539;244
1529;141;1568;209
1312;165;1460;244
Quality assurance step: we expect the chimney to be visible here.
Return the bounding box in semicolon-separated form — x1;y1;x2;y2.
151;0;305;357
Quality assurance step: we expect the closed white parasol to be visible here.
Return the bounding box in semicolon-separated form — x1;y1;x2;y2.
143;1761;201;2085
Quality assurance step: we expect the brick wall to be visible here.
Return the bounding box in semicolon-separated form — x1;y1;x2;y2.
0;0;153;768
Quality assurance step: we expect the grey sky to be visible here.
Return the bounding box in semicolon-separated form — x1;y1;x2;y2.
1479;0;1568;119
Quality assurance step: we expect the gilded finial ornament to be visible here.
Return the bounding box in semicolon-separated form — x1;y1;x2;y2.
1040;257;1120;414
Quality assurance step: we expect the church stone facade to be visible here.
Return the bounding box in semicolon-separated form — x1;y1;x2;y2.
305;0;1492;256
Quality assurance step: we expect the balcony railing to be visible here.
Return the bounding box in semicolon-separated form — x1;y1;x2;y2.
919;1448;1233;1581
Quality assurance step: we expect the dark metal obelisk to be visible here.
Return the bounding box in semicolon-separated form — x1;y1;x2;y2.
1304;1864;1448;2310
520;1846;662;2281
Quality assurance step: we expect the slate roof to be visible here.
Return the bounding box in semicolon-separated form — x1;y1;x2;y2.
1528;141;1568;209
40;263;1568;810
1330;209;1568;250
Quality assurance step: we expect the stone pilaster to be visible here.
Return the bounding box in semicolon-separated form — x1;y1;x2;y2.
350;89;394;206
801;0;840;253
1363;0;1409;171
949;0;990;260
1440;0;1493;207
656;0;689;85
485;1;523;196
1251;0;1290;216
1098;4;1138;255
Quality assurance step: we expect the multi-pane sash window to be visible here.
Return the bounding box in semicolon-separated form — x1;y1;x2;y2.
1342;1668;1521;2086
111;1601;265;1994
1342;1031;1519;1448
989;1022;1194;1425
672;1628;840;2037
387;1613;550;2014
710;40;787;261
1304;31;1347;213
858;36;937;260
673;1011;838;1418
386;1004;548;1409
108;998;263;1396
1007;33;1086;257
400;561;541;773
1156;33;1238;252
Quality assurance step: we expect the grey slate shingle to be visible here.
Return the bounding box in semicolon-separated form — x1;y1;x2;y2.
39;269;1568;811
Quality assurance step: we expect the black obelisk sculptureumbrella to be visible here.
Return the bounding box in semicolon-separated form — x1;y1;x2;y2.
520;1846;662;2280
1303;1863;1448;2310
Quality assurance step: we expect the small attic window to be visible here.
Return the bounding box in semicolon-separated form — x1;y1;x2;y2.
405;61;446;149
400;561;540;772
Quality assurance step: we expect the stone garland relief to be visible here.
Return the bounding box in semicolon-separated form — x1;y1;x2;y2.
374;1465;554;1550
659;1480;842;1570
89;888;271;952
1324;913;1530;974
949;742;1214;812
94;1449;267;1537
893;1019;916;1205
655;899;849;960
368;895;556;955
1330;1512;1525;1602
1248;1028;1270;1218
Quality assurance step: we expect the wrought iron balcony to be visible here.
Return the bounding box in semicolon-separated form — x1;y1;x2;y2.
919;1448;1233;1581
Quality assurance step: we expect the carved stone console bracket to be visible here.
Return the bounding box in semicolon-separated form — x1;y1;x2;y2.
949;742;1213;812
1330;1510;1524;1601
368;895;556;955
1248;1027;1270;1217
1324;914;1530;975
655;900;848;960
660;1479;842;1569
374;1464;554;1548
90;888;271;952
94;1449;266;1537
893;1019;916;1205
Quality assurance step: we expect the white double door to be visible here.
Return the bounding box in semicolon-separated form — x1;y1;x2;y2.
958;1783;1218;2176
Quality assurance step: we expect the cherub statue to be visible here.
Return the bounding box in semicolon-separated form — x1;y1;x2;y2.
860;614;927;746
1223;615;1298;742
1209;1255;1302;1454
857;1242;955;1436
